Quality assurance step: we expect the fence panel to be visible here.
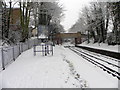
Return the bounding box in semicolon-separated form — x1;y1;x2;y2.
14;45;20;59
0;39;38;70
3;47;14;66
29;40;33;48
22;43;28;52
34;43;53;56
29;39;35;48
19;43;23;53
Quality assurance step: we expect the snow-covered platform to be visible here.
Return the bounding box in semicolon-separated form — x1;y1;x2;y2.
1;45;118;88
78;42;119;53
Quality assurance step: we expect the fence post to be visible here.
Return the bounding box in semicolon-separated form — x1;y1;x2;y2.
1;48;5;70
28;40;29;49
51;44;53;56
12;46;15;61
19;43;21;55
42;44;44;56
34;45;36;56
45;44;47;56
30;40;31;48
47;45;49;54
21;43;23;52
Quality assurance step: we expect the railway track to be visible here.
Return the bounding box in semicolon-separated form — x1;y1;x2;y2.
75;48;120;68
67;46;120;80
82;49;120;63
76;45;120;60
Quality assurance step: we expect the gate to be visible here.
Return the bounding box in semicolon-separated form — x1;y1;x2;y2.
33;43;53;56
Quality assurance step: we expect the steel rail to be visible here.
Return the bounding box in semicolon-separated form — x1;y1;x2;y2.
68;46;120;80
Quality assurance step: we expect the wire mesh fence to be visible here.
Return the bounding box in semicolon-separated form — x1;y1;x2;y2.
0;39;38;70
33;43;53;56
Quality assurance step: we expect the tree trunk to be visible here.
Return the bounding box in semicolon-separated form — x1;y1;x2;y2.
87;30;90;43
6;1;12;38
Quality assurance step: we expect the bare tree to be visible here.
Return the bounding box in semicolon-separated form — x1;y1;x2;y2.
30;1;64;39
19;0;33;42
109;2;120;44
71;1;112;44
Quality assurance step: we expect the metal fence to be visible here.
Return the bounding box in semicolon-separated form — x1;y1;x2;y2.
33;43;53;56
0;39;38;70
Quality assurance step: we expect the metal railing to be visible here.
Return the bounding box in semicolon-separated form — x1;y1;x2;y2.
33;43;53;56
0;39;38;70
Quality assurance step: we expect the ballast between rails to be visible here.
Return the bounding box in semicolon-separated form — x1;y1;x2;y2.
67;46;120;80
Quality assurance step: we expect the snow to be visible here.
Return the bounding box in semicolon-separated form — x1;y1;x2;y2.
1;44;118;88
79;41;119;53
0;40;9;49
30;37;37;40
63;47;118;88
72;47;119;73
38;34;48;39
1;45;87;88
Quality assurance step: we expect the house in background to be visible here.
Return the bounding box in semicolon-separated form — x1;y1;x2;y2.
9;8;34;42
10;8;21;31
8;8;21;43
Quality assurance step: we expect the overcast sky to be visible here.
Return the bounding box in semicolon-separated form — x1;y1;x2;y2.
59;0;91;31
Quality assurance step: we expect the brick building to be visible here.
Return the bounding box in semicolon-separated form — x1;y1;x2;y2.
10;8;21;31
9;8;21;43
